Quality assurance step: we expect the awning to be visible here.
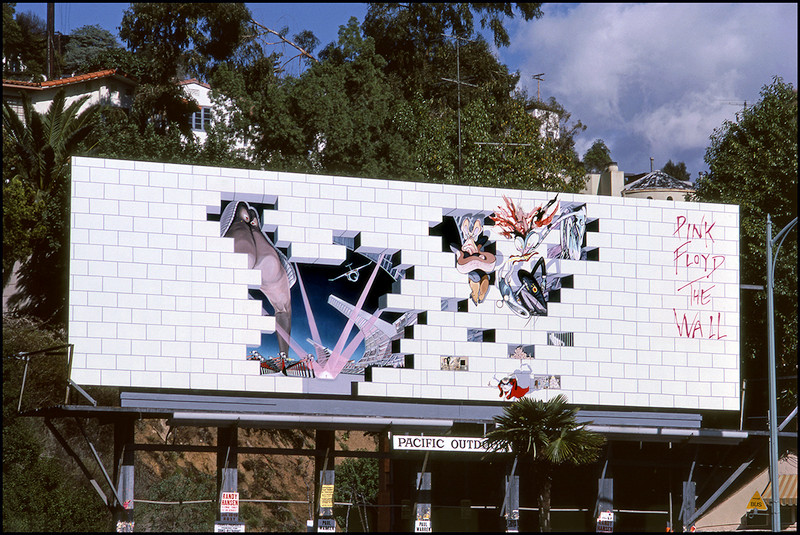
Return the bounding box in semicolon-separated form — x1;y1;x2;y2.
762;474;798;507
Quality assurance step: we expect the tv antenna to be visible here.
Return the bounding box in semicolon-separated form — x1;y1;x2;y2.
532;73;545;102
442;33;478;177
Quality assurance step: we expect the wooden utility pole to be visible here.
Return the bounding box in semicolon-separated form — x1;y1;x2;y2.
532;73;545;102
46;3;55;79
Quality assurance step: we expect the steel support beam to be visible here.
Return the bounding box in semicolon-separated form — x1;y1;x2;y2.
113;419;135;531
217;425;239;522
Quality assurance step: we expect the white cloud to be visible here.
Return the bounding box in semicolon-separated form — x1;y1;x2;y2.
505;3;798;176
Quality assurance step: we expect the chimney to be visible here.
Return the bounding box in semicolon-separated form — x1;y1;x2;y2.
650;157;654;173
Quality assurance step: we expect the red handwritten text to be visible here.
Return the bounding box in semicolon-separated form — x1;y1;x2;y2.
672;215;726;339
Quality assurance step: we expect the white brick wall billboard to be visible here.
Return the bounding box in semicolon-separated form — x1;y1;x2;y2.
68;157;740;410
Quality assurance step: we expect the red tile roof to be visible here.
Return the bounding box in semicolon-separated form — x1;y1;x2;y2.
2;69;137;90
179;78;211;90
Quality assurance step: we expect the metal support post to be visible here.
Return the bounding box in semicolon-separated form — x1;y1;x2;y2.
376;432;393;532
414;471;432;533
596;479;614;532
766;214;797;532
114;419;135;532
317;470;336;532
216;426;239;525
680;481;696;532
503;457;520;533
314;430;336;532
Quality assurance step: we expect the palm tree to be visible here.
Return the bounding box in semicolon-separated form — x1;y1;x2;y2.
483;394;606;532
3;88;100;325
3;88;99;194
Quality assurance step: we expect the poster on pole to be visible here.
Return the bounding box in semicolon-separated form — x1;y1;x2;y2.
220;492;239;514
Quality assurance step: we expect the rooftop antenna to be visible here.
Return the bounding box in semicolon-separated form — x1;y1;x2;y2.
532;73;545;102
442;33;477;177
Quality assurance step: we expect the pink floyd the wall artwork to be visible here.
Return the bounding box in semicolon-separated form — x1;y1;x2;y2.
68;157;741;411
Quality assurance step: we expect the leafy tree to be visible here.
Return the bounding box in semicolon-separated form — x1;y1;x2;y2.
2;315;111;532
393;92;457;182
583;139;613;173
483;394;605;532
661;159;691;181
334;458;379;531
3;89;100;325
3;6;48;80
62;24;120;75
135;468;216;531
77;46;149;78
119;2;253;84
117;3;255;138
362;3;542;101
292;18;414;178
691;76;797;412
2;3;24;76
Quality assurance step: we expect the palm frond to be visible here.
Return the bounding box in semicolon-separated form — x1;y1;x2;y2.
483;394;605;465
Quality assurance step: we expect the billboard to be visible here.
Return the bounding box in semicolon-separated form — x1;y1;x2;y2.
68;157;740;410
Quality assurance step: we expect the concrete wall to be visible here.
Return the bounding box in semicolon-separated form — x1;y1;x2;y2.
622;189;693;202
581;163;624;197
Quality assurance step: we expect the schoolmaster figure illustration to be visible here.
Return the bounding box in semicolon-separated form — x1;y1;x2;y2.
221;200;296;357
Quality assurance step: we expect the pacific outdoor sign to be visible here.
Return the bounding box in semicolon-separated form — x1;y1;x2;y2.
393;435;508;453
68;157;740;412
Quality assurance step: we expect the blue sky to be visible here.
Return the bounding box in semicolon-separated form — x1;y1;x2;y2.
21;2;799;178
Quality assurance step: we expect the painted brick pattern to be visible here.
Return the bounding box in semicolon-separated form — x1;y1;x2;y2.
69;157;740;411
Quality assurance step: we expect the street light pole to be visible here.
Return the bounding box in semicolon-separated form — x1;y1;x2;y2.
765;213;797;532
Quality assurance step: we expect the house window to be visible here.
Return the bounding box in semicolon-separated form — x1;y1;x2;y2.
5;97;23;119
191;106;212;131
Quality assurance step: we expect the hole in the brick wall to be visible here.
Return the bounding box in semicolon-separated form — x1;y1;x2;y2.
548;289;561;303
404;355;415;369
508;344;535;359
441;298;460;311
440;355;468;371
557;274;574;288
404;325;414;339
586;218;599;232
547;332;574;346
457;299;469;313
467;328;495;343
429;217;461;253
586;247;600;261
416;311;427;325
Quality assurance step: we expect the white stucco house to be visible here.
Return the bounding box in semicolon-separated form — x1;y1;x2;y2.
2;68;137;117
2;70;233;149
178;78;214;144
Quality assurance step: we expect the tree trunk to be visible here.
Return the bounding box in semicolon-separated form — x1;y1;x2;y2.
538;473;552;532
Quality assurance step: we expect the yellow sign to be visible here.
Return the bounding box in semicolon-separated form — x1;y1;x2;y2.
320;484;334;508
747;491;768;511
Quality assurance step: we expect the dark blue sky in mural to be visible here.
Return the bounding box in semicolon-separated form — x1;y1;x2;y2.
249;251;397;362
